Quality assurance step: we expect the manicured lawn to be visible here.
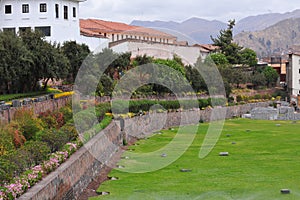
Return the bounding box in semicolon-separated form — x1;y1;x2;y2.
0;87;61;101
91;119;300;200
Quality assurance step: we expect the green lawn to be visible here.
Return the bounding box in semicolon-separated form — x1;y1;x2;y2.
91;119;300;200
0;87;62;102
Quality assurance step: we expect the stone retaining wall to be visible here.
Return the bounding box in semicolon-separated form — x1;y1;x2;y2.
19;102;271;200
19;122;122;200
0;97;71;124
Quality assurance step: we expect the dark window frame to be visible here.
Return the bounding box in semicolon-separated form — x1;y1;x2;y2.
72;7;76;18
40;3;47;12
19;27;31;33
22;4;29;13
5;5;12;14
35;26;51;37
63;6;68;19
55;4;59;18
3;28;16;34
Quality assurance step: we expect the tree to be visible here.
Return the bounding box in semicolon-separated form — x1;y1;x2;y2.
185;65;207;92
62;41;90;83
20;30;70;90
96;74;115;96
211;20;257;66
263;66;279;87
0;31;33;94
251;71;266;89
211;20;243;64
209;53;229;66
106;52;131;78
239;48;257;67
133;54;153;66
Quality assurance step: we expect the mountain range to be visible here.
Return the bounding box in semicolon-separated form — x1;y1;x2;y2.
131;9;300;57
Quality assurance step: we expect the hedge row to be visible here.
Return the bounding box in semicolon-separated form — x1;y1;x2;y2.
110;98;227;114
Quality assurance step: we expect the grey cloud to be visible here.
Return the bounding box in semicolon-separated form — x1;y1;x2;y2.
80;0;300;23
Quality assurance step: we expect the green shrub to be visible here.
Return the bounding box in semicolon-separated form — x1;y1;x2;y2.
60;123;78;142
73;110;97;133
254;94;261;100
14;108;44;140
22;141;50;166
38;129;69;152
236;95;243;102
59;105;73;122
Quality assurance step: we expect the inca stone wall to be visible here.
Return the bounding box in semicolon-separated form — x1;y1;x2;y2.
19;102;271;200
0;96;71;124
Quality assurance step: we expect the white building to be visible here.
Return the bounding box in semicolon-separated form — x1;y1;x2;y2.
286;52;300;106
110;40;206;65
0;0;85;42
0;0;210;61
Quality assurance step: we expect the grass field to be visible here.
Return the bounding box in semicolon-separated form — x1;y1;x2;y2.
91;119;300;200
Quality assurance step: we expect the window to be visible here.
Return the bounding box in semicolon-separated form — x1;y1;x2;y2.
55;4;59;18
40;3;47;12
3;28;15;34
19;27;31;33
63;6;68;19
72;7;76;18
22;4;29;13
35;26;51;36
5;5;12;14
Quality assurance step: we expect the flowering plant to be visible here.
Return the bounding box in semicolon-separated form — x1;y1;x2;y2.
0;142;78;200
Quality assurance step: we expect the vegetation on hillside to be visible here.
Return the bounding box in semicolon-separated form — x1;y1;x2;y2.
234;18;300;57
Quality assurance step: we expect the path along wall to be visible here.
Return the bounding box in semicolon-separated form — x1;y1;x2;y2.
19;102;270;200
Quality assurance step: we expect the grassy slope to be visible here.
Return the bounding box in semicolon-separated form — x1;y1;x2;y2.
91;119;300;200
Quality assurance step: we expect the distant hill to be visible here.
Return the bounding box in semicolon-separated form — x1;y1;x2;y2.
234;18;300;57
131;10;300;45
235;9;300;34
131;18;227;44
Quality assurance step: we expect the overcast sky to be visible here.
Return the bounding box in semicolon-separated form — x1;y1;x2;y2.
79;0;300;24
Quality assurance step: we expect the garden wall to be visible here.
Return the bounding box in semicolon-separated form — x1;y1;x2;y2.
19;102;270;200
19;122;122;200
0;97;71;124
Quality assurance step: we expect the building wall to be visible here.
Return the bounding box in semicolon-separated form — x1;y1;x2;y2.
103;32;176;45
111;40;207;65
0;0;82;43
287;54;300;100
78;35;109;52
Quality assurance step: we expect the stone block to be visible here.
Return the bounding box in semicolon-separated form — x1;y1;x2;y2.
180;169;192;172
281;189;290;194
219;152;229;156
12;100;21;107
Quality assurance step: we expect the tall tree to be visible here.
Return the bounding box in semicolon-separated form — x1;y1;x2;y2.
0;31;32;94
263;66;279;87
62;41;90;83
211;20;257;66
211;20;242;64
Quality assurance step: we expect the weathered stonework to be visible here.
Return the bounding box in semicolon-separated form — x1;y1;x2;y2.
19;102;271;200
0;97;71;124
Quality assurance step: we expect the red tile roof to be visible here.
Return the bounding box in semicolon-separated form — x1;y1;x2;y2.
193;44;219;51
80;19;176;39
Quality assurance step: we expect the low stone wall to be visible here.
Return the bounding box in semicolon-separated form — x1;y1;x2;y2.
0;97;71;124
250;105;300;120
19;102;271;200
